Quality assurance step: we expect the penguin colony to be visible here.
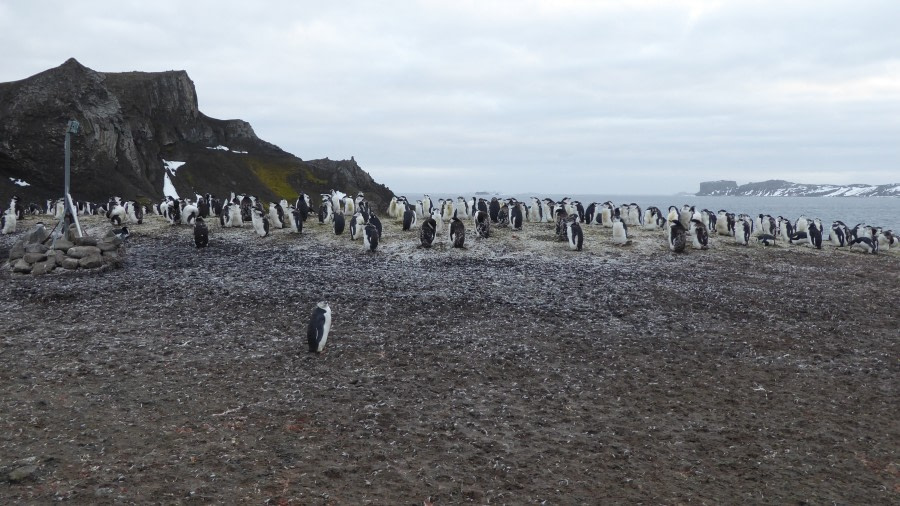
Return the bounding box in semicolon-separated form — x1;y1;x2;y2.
4;194;898;256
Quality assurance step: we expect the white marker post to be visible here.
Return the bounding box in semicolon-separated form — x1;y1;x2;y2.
52;120;82;244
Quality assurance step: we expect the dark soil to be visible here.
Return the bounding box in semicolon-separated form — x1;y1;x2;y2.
1;214;898;504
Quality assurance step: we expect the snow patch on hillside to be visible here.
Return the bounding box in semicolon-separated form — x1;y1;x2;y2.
162;160;185;199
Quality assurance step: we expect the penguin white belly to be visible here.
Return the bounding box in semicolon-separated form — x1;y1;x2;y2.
612;223;627;245
318;313;331;352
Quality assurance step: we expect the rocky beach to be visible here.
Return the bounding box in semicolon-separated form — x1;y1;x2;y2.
1;213;898;503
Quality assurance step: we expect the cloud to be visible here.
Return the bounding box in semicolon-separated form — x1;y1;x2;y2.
1;0;898;195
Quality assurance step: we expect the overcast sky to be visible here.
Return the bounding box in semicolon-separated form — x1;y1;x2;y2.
2;1;898;195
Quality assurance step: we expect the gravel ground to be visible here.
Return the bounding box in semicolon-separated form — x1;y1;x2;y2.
0;212;898;504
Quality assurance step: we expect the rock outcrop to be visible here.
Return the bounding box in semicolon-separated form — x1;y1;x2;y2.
0;59;392;210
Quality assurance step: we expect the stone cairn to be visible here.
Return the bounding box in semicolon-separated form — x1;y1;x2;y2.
7;224;125;275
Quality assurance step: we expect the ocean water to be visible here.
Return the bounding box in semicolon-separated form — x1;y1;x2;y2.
394;192;900;231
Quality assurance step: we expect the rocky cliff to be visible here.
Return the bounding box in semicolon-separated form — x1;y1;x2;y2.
696;179;900;197
0;58;392;209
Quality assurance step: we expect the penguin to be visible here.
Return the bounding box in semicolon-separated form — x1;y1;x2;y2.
756;234;777;246
420;217;437;248
847;223;865;243
422;195;433;217
734;219;751;246
584;202;597;225
1;208;17;235
849;235;879;254
402;206;417;231
220;203;231;227
107;203;126;226
268;202;284;229
333;213;345;235
641;207;657;230
668;219;687;253
363;223;379;252
795;216;810;235
689;219;709;250
349;213;365;240
778;216;794;243
431;209;444;236
450;216;465;248
611;216;628;246
488;197;501;223
329;191;342;215
541;199;554;223
181;201;199;225
528;197;543;222
830;221;848;247
510;202;524;231
295;194;311;222
251;208;270;237
388;197;400;219
566;215;584;251
194;218;208;248
789;231;808;244
627;203;642;227
125;201;142;224
197;197;210;218
240;197;254;222
574;201;586;223
10;196;25;220
306;302;332;353
679;205;693;230
342;196;356;216
291;209;304;234
878;230;897;250
441;199;454;222
496;201;510;227
454;196;468;219
228;202;243;228
368;212;383;237
554;208;569;241
807;222;823;249
113;226;131;241
715;209;732;235
475;210;491;239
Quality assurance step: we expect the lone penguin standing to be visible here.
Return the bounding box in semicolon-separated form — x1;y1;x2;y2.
307;302;332;353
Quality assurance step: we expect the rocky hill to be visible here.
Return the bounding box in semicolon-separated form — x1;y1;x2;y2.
697;179;900;197
0;58;392;209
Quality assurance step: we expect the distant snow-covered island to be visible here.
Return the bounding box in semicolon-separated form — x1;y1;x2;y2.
697;180;900;197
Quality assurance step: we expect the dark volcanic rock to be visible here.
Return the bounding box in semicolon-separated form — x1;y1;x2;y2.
0;59;393;211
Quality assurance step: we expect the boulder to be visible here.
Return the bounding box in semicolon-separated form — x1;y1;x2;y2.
65;225;79;242
8;464;38;483
61;257;80;270
97;239;120;252
54;250;67;264
31;259;56;275
24;243;50;254
67;245;101;259
23;252;48;264
74;236;98;247
22;225;50;245
12;259;32;273
8;240;26;261
79;254;103;269
53;238;74;252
